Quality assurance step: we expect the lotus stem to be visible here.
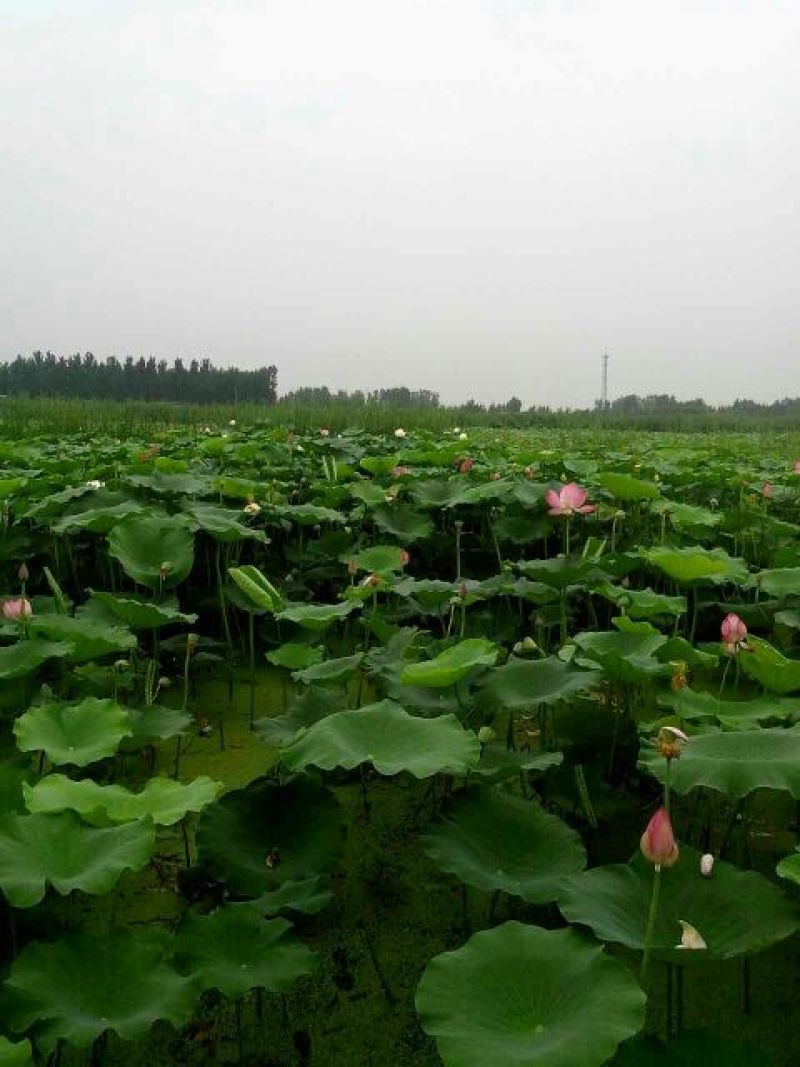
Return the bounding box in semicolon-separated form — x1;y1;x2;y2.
640;864;662;983
248;611;256;728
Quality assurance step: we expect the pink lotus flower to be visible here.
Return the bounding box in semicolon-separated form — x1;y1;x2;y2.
546;482;595;517
763;481;773;499
2;597;32;621
459;458;474;475
640;807;679;868
721;612;747;654
391;465;411;478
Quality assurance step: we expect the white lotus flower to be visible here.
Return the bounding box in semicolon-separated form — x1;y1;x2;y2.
394;428;406;438
85;479;105;490
243;502;261;516
459;432;468;441
229;419;236;426
700;853;714;878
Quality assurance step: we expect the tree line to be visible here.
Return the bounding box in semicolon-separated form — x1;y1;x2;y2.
0;352;278;404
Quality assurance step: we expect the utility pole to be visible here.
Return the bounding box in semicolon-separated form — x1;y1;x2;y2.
601;351;609;411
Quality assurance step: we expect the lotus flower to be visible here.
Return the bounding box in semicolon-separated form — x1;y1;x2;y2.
721;612;747;654
391;465;411;478
85;479;105;490
763;481;773;499
243;502;261;516
546;482;594;517
394;428;406;438
700;853;714;878
794;460;800;474
2;597;32;621
640;807;679;869
459;458;474;475
676;920;706;950
319;427;330;437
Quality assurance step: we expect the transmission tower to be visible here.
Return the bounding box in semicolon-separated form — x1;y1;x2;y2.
601;351;609;410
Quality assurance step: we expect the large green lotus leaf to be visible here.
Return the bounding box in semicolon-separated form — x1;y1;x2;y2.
641;546;748;585
127;471;214;497
87;591;197;631
573;630;670;682
753;567;800;598
14;697;133;767
0;811;154;907
741;636;800;694
108;514;195;589
24;774;221;827
348;545;408;574
292;653;364;686
276;503;346;526
408;478;469;509
281;701;480;778
422;787;586;902
1;928;195;1052
391;577;458;608
558;846;800;959
0;640;74;680
416;922;645;1067
655;636;718;669
612;1031;768;1067
176;907;316;998
183;502;266;542
659;501;722;532
372;504;434;543
473;744;563;784
266;642;324;670
51;500;146;535
125;703;192;742
196;775;345;896
595;472;660;501
640;726;800;798
476;656;600;711
250;876;334;917
400;638;498;688
0;1037;33;1067
27;614;135;663
596;582;686;620
276;600;360;631
776;848;800;886
349;481;389;507
516;557;604;591
659;687;799;729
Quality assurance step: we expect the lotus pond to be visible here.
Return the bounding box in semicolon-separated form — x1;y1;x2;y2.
2;421;800;1065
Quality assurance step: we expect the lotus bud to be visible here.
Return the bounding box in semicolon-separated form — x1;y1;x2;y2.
399;549;411;566
490;471;501;481
459;458;474;475
477;726;495;743
319;427;330;437
640;807;679;869
453;427;461;434
700;853;714;878
229;419;236;426
186;633;199;656
459;432;468;441
159;561;172;581
762;481;773;499
347;560;358;576
721;612;747;654
2;597;32;621
676;920;707;950
17;562;29;583
458;582;468;599
794;459;800;474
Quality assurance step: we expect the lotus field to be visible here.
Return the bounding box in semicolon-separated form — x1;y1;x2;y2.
4;420;800;1065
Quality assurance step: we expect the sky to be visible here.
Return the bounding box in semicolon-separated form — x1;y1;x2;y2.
1;0;798;409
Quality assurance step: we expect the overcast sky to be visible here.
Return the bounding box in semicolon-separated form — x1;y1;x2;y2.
1;1;798;408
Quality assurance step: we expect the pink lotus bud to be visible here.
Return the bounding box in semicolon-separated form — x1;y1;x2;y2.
459;458;475;475
2;597;32;621
762;481;773;499
640;807;679;869
399;549;411;566
17;562;29;583
720;612;747;653
794;460;800;474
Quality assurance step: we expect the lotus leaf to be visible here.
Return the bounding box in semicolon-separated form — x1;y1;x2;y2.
196;775;345;896
0;640;74;681
639;726;800;797
281;700;480;777
276;600;360;631
595;472;660;500
250;876;334;916
641;546;748;585
422;787;586;902
400;638;497;688
292;653;363;686
108;514;195;588
0;811;154;907
741;636;800;694
24;774;221;826
348;545;409;574
176;907;316;998
26;614;135;663
14;697;133;767
0;1037;33;1067
476;656;600;711
612;1031;768;1066
1;928;195;1052
266;642;324;670
183;503;266;542
87;591;197;630
416;922;645;1067
373;504;434;542
558;846;800;958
